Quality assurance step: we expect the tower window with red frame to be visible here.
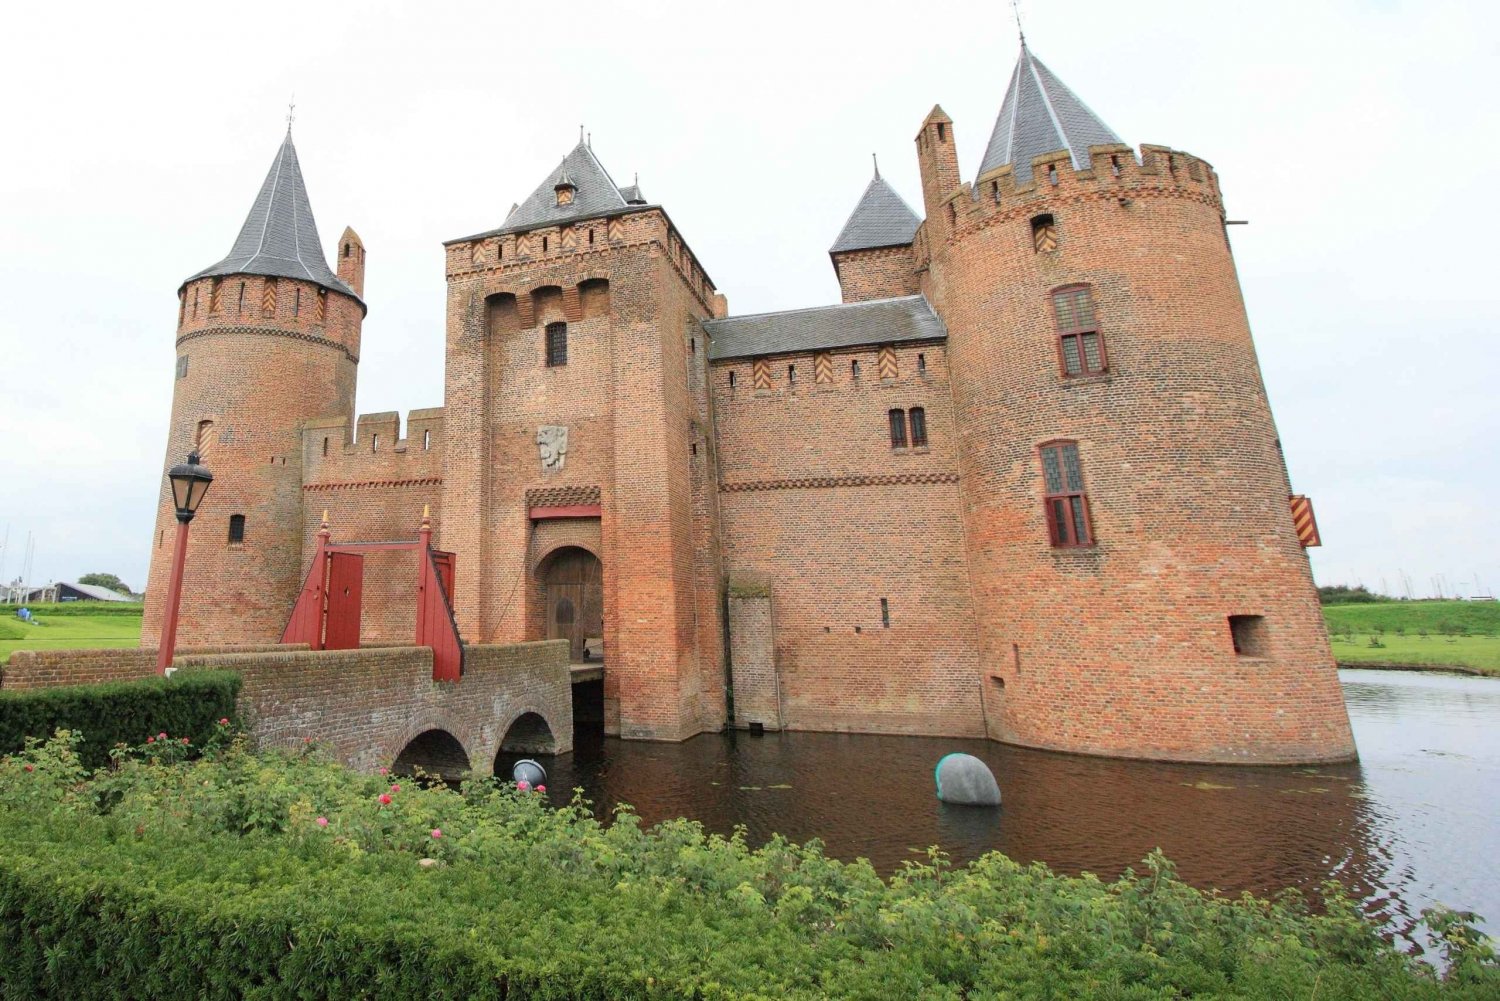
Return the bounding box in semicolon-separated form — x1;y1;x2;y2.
1053;285;1107;377
1040;440;1092;546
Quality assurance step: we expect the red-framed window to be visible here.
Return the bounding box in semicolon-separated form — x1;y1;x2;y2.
889;408;908;448
1040;440;1092;546
1052;285;1106;377
545;322;568;367
909;407;928;446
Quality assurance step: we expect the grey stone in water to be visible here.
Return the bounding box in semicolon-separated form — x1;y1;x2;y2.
513;759;547;787
934;753;1001;806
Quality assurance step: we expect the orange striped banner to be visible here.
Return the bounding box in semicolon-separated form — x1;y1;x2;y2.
752;357;772;390
1290;494;1321;547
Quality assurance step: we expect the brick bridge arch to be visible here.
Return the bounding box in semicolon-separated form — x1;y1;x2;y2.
181;641;572;776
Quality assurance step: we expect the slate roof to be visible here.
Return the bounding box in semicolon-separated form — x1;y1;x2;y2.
495;141;631;235
58;582;133;602
705;295;945;361
829;175;922;253
185;131;360;303
977;43;1122;184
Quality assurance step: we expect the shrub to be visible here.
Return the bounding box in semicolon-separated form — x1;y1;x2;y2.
0;736;1494;1000
0;671;239;769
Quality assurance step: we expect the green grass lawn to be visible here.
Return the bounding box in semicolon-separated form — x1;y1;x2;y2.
1325;600;1500;675
0;606;143;659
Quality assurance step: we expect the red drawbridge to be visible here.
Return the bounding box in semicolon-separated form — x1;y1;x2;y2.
281;507;464;681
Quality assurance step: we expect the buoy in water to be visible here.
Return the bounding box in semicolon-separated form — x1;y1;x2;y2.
513;759;547;787
934;753;1001;806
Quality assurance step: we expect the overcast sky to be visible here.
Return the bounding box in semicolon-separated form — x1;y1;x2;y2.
1;0;1495;601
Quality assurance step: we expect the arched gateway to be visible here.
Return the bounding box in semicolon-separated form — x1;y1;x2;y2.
538;546;602;664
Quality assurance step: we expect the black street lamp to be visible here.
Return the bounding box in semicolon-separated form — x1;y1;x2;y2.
157;451;213;672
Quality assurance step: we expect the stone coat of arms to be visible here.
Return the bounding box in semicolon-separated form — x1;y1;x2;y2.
537;425;568;472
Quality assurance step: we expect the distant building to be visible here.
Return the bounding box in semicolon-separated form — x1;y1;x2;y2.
143;39;1355;764
54;582;133;602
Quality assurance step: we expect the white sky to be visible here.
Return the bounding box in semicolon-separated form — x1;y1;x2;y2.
0;0;1495;601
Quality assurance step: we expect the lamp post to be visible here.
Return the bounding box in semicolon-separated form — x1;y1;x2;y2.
157;451;213;673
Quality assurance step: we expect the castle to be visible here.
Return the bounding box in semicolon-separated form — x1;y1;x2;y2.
142;42;1357;764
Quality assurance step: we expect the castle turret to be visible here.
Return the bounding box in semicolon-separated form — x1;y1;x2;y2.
923;42;1355;764
142;129;365;647
828;159;921;303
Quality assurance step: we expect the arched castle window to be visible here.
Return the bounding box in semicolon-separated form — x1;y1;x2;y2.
1040;440;1092;547
1053;285;1106;377
545;322;568;367
1031;214;1057;253
909;407;927;447
888;409;908;449
227;514;246;545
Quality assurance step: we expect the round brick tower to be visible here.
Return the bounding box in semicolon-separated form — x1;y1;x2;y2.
916;44;1355;764
142;130;365;648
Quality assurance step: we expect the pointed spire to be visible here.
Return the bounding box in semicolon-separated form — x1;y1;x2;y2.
976;44;1122;184
830;171;921;254
185;131;360;304
872;152;881;179
496;137;643;233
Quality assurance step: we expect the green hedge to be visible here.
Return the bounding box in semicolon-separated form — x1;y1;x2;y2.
0;602;144;617
0;736;1493;1000
0;671;239;769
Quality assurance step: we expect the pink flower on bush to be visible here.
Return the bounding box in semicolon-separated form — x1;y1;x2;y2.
181;737;190;745
378;793;392;806
536;784;546;793
158;732;167;741
23;765;33;773
430;828;442;839
316;817;329;828
146;736;155;744
390;783;401;793
379;767;389;776
516;780;531;792
218;718;230;726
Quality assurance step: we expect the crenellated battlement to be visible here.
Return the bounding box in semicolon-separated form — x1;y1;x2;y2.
957;142;1222;232
443;207;719;315
300;407;445;487
176;274;363;362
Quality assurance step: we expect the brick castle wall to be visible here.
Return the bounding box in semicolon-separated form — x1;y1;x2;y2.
915;124;1355;763
831;245;920;303
710;340;987;737
143;271;363;649
1;644;301;690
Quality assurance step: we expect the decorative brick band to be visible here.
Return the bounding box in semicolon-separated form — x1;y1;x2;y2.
177;325;358;364
526;485;601;508
720;472;960;492
304;477;443;492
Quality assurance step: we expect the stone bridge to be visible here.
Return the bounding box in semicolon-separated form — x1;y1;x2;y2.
3;640;573;778
178;641;574;777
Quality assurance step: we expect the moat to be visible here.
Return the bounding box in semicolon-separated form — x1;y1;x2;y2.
505;669;1498;947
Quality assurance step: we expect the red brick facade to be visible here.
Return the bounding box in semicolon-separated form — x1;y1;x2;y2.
142;88;1356;763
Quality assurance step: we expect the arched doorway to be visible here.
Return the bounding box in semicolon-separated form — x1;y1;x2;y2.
540;547;602;664
392;728;470;780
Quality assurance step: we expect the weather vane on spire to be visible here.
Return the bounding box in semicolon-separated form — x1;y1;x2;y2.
1011;0;1026;45
286;95;296;133
872;152;881;179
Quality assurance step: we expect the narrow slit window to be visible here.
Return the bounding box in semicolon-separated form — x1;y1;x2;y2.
1040;440;1092;547
728;370;736;390
851;358;861;379
1053;285;1107;376
228;514;246;544
372;433;379;453
322;437;329;456
909;407;928;447
542;236;549;252
881;598;890;628
787;364;796;385
545;322;568;367
917;353;926;374
889;409;908;449
423;430;431;450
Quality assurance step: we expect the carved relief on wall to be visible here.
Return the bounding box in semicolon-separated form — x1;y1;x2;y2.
537;425;568;472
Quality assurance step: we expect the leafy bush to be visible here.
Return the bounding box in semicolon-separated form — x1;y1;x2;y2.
0;734;1494;1000
0;671;239;769
1319;584;1388;605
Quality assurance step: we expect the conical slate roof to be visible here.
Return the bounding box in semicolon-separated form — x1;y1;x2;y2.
185;131;359;303
829;174;922;253
500;141;632;234
977;43;1122;184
